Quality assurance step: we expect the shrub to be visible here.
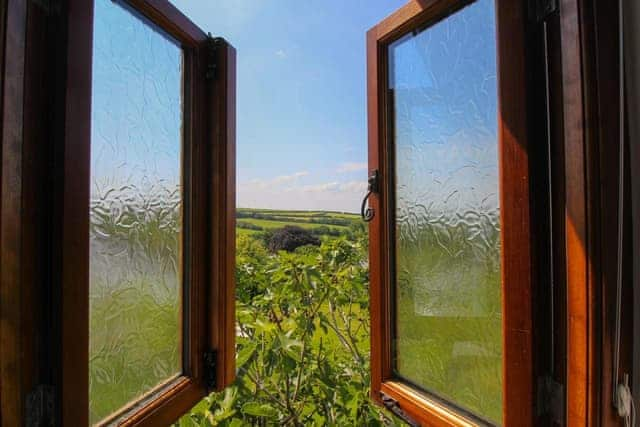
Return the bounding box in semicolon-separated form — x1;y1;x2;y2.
177;235;396;427
266;226;321;253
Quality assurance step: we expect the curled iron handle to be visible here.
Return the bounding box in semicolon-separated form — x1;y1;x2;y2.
361;192;374;222
361;170;379;222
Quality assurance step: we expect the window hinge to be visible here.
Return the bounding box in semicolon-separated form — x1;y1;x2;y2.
204;349;218;391
205;34;224;81
530;0;558;23
537;376;564;424
25;384;55;427
380;392;420;427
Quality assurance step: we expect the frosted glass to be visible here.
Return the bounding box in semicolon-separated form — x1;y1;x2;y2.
389;0;502;423
89;0;183;423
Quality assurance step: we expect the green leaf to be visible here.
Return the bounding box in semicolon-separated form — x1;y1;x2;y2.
236;342;257;369
241;402;279;418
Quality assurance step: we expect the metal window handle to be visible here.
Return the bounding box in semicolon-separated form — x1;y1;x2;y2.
361;170;379;222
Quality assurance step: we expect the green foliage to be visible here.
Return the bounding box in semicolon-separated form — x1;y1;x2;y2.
90;202;395;426
178;234;395;426
266;225;321;253
237;221;265;231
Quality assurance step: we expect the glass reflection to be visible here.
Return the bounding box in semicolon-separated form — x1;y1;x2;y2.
389;0;502;422
89;0;183;423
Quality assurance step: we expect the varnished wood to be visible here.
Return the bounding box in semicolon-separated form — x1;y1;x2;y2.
0;0;53;423
183;41;205;391
59;0;94;424
209;40;237;391
1;1;88;424
368;0;537;425
55;1;236;425
104;378;203;426
546;13;569;426
526;11;567;426
0;0;4;413
531;0;633;425
496;0;535;424
119;0;207;46
623;0;640;415
367;0;473;46
584;0;630;425
0;0;28;424
380;383;477;427
22;0;55;420
559;0;596;425
367;18;390;403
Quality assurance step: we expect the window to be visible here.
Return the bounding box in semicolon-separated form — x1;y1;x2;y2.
3;0;627;425
89;2;184;420
367;0;535;425
57;0;236;424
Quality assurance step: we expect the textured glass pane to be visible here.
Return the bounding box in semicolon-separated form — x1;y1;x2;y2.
89;1;183;423
389;0;502;423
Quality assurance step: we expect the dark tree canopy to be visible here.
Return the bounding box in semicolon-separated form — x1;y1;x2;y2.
267;226;321;253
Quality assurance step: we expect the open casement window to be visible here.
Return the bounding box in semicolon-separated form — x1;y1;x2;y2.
56;0;236;425
367;0;535;425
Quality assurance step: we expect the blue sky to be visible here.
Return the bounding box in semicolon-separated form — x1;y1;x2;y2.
91;1;498;214
92;0;183;197
172;0;406;212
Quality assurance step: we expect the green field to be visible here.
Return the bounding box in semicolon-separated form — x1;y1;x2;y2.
236;208;359;218
243;218;329;229
236;227;259;236
235;208;360;236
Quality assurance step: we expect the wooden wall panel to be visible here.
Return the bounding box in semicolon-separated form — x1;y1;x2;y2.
0;0;28;422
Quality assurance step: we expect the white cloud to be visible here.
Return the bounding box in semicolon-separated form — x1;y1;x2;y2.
244;171;309;190
275;49;287;59
339;181;367;192
336;162;368;173
237;176;368;212
273;171;308;184
297;182;340;193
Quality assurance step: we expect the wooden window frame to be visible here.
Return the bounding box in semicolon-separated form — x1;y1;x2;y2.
367;0;534;425
56;0;236;425
1;0;627;426
1;1;55;425
560;0;631;425
1;1;34;425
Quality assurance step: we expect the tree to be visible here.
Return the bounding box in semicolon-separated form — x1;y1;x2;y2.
267;226;321;253
178;235;395;426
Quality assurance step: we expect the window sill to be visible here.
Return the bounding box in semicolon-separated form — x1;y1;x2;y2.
379;381;480;427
